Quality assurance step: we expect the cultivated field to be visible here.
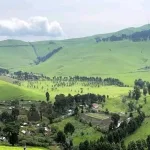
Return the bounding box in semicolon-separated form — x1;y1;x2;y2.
52;117;102;145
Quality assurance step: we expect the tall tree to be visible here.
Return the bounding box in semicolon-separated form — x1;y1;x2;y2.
134;86;141;100
147;135;150;150
111;113;120;126
64;122;75;135
11;107;19;120
56;131;66;144
143;87;148;96
3;122;20;146
46;92;50;102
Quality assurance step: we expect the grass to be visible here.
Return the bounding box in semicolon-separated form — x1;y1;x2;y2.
1;29;150;85
0;80;45;101
25;40;150;86
86;113;109;120
20;81;132;101
0;146;47;150
52;117;102;145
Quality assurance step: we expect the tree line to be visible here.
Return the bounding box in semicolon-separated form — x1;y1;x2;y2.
52;76;127;87
13;71;50;81
95;29;150;43
0;68;9;75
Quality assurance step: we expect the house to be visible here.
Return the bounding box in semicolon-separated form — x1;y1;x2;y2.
21;130;26;134
0;137;6;141
92;103;99;109
91;103;99;112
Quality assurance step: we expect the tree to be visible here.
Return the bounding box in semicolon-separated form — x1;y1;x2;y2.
134;86;141;100
12;107;19;120
148;84;150;95
79;140;89;150
136;140;144;150
143;87;148;96
128;101;134;112
121;141;126;150
28;104;40;121
144;97;147;104
3;122;20;146
147;135;150;150
128;90;132;98
56;131;66;144
127;141;138;150
74;106;79;116
64;122;75;135
46;92;50;102
0;111;13;123
109;122;115;131
111;113;120;126
9;133;18;146
122;97;127;103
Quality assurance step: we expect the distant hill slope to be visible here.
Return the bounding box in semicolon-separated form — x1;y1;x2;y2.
0;24;150;84
0;80;44;100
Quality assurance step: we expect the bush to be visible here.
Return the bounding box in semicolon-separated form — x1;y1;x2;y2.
89;122;92;127
18;135;52;148
18;115;28;123
105;108;109;114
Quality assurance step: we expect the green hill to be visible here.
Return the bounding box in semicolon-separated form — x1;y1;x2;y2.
0;80;44;101
0;24;150;84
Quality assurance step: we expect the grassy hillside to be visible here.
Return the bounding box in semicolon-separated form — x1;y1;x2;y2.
0;25;150;85
0;39;36;69
0;146;47;150
0;80;45;101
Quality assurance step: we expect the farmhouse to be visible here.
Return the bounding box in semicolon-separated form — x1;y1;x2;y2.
91;103;99;112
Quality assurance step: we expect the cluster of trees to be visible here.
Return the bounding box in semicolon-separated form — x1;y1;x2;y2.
104;78;125;87
0;100;53;147
0;104;20;146
128;79;150;101
37;47;62;63
127;139;147;150
78;134;150;150
52;76;126;87
53;93;107;114
55;123;75;149
0;68;9;75
108;112;145;143
13;71;50;81
95;29;150;43
134;79;147;89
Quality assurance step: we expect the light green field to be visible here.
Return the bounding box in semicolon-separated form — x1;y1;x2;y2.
0;80;45;101
0;146;47;150
21;81;132;101
86;113;109;120
52;117;102;145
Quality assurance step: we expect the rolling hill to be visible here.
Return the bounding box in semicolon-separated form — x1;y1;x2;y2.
0;80;44;101
0;24;150;84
